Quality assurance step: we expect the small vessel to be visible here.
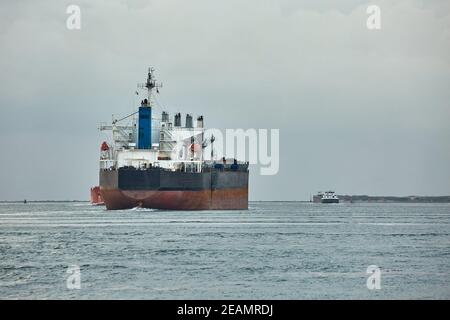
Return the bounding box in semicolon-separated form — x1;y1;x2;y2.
321;191;339;204
90;186;104;205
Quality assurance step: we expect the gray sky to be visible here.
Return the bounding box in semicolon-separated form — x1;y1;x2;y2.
0;0;449;200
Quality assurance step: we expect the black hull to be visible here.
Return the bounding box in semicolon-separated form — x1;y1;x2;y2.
321;199;339;204
99;167;249;210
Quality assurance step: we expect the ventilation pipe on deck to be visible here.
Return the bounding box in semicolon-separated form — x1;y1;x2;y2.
174;113;182;127
186;114;193;128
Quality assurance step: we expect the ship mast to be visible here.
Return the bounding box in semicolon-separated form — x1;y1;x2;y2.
137;67;162;106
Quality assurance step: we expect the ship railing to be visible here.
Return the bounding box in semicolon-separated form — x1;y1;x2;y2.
110;160;249;173
157;160;203;173
202;161;249;172
99;159;117;170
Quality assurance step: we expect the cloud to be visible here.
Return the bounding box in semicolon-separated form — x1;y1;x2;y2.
0;0;449;199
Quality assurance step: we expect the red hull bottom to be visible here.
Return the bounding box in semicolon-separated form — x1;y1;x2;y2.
100;188;248;210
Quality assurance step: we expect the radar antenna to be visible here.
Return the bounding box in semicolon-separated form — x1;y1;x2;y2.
137;67;162;106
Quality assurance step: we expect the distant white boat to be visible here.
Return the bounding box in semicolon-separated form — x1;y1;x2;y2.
321;191;339;204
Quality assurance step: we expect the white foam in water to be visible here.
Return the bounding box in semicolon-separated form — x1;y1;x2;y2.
127;207;157;212
72;203;92;207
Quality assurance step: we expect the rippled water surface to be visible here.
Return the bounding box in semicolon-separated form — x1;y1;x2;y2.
0;202;449;299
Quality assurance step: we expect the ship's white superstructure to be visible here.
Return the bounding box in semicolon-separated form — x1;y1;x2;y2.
99;68;208;173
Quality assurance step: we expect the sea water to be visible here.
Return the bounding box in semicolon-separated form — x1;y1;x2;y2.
0;202;449;299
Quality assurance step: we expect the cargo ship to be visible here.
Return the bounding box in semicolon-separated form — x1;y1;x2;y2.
91;68;249;210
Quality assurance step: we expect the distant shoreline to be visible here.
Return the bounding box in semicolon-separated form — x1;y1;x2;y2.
337;195;450;203
315;195;450;203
